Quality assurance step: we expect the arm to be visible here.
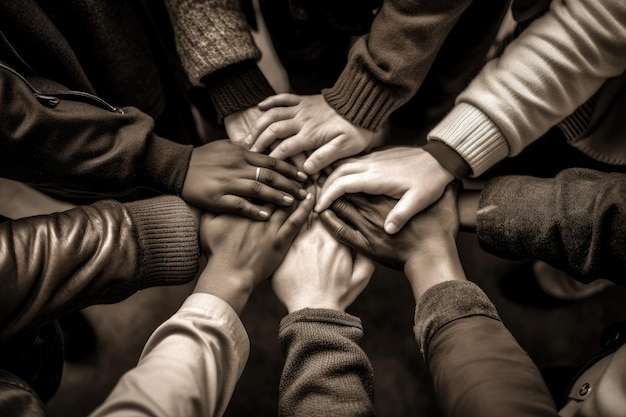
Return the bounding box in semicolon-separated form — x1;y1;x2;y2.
320;185;559;416
162;0;275;144
244;0;492;173
428;0;626;177
271;219;375;417
474;168;626;285
0;196;200;342
89;188;315;417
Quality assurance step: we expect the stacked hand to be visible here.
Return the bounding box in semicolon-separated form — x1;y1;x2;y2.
315;146;455;234
271;215;375;313
194;191;315;314
244;94;376;175
182;140;308;220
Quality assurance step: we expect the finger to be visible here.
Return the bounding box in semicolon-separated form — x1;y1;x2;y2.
268;132;318;161
248;107;299;152
315;173;381;213
302;135;353;174
246;152;308;185
319;209;370;254
230;179;300;207
214;195;275;220
252;120;302;154
384;189;432;235
276;192;315;242
257;93;302;110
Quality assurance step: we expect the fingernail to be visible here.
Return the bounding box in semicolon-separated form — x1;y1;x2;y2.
244;136;252;146
283;195;294;204
303;161;314;173
250;146;257;152
297;171;308;181
298;189;308;198
306;193;312;200
385;222;398;234
259;210;269;218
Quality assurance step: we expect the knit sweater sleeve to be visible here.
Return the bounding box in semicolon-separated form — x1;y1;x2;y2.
163;0;261;83
428;0;626;177
476;168;626;286
278;308;375;417
414;280;558;417
322;0;473;131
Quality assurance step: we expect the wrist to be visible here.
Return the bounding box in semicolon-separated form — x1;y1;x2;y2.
403;240;466;302
286;298;344;314
193;260;256;315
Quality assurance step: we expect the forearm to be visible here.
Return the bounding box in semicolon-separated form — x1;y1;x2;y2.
163;0;261;85
192;261;254;315
89;293;249;417
415;281;558;417
431;0;626;176
323;0;472;131
0;196;199;341
0;66;192;196
403;238;466;301
477;168;626;285
278;308;374;417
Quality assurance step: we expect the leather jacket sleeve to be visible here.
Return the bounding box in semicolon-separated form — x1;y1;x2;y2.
0;196;200;343
477;168;626;286
0;63;193;198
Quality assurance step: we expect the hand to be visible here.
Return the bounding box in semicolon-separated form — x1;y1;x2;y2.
182;140;308;220
247;94;376;175
224;106;265;149
271;217;375;313
319;182;462;271
195;192;315;314
316;146;455;234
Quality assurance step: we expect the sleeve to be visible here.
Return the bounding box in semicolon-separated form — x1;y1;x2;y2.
88;293;249;417
414;280;559;417
476;168;626;285
428;0;626;177
278;308;374;417
322;0;473;131
0;64;193;197
163;0;275;120
0;196;199;342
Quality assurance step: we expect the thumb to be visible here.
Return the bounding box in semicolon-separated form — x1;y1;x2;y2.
384;190;429;235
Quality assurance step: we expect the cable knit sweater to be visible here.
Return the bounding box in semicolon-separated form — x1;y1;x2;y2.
427;0;626;177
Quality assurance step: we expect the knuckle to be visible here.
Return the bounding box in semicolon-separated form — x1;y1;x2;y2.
235;199;247;212
269;122;281;133
264;170;276;184
251;181;263;194
266;156;277;168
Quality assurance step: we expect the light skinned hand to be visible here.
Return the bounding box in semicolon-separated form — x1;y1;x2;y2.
316;146;455;234
271;216;375;313
182;139;308;220
247;94;376;175
194;191;315;314
224;106;265;149
319;182;462;271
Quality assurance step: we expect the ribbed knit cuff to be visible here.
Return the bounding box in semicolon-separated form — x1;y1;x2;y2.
124;196;199;287
428;103;509;177
414;280;500;361
202;61;276;122
139;135;193;195
280;308;363;334
422;140;472;179
322;59;398;132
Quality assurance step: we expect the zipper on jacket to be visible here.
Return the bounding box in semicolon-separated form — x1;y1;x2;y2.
0;61;124;114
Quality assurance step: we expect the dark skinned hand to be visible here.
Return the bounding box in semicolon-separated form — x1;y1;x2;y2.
182;140;308;220
319;182;462;270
